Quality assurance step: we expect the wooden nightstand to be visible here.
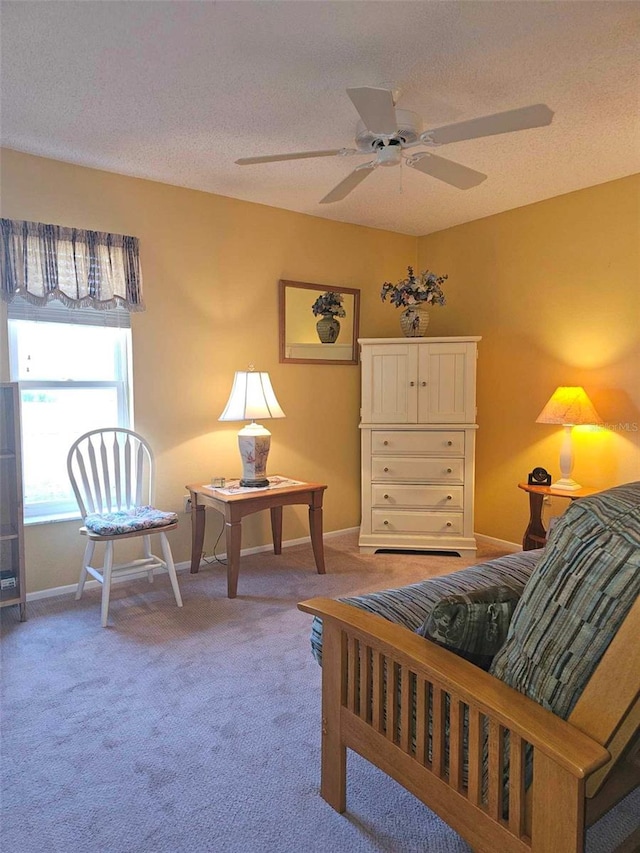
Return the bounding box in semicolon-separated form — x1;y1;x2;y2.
518;482;597;550
186;479;327;598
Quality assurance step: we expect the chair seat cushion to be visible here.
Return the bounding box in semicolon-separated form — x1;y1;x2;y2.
416;583;524;670
490;481;640;719
84;505;178;536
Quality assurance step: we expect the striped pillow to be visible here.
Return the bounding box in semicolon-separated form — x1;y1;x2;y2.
490;481;640;719
416;584;524;670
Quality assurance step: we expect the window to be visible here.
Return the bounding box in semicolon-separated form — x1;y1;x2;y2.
8;302;132;521
2;217;142;521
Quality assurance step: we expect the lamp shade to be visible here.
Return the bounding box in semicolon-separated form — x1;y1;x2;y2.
536;386;601;491
219;371;286;422
218;370;285;488
535;386;602;426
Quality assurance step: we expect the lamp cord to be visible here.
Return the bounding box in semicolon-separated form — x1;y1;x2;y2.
201;522;227;567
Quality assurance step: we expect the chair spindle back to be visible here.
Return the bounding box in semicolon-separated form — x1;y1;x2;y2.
67;428;156;519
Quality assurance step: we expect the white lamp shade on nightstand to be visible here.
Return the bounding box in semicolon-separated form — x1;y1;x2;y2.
536;386;602;490
219;371;286;487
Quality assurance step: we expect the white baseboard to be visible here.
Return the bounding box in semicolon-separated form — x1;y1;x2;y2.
25;527;515;602
25;525;362;602
474;532;522;553
26;561;194;602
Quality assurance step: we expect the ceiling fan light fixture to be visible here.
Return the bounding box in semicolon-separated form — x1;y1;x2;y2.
378;144;403;167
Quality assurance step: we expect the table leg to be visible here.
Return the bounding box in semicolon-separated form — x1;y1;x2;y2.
309;496;326;574
225;519;242;598
270;506;283;555
523;492;546;551
190;500;206;573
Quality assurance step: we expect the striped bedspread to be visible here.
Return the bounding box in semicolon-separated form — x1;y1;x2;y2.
309;549;543;665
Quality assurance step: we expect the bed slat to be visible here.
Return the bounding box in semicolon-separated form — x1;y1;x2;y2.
467;706;483;806
347;636;358;714
372;651;384;733
488;720;504;820
509;732;526;837
400;667;411;753
387;661;399;744
449;697;464;791
432;685;445;778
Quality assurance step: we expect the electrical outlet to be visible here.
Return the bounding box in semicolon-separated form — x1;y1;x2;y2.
183;495;192;513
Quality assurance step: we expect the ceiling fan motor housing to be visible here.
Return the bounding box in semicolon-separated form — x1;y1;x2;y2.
355;109;423;152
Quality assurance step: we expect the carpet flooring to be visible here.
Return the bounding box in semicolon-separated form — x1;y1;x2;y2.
1;532;638;853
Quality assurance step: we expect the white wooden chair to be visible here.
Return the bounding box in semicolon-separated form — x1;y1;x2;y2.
67;428;183;627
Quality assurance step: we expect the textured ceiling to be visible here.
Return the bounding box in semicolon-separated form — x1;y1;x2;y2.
1;1;639;236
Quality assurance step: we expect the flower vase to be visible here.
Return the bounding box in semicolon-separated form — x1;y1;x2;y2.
400;305;430;337
316;314;340;344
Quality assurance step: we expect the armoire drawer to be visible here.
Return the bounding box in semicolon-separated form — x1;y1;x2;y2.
372;484;464;510
371;430;464;455
371;457;464;483
371;510;464;535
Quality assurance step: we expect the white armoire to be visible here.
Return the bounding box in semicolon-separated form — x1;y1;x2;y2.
358;336;480;556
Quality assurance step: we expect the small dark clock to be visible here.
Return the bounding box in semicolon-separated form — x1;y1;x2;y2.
528;467;551;486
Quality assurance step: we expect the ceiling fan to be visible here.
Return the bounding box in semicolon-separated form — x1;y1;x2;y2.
235;87;554;204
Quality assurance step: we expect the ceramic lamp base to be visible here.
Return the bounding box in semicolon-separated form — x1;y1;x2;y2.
553;425;580;490
237;422;271;488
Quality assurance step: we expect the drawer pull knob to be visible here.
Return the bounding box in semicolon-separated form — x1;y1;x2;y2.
383;467;389;473
446;468;453;474
447;440;453;446
421;381;427;387
383;520;389;525
383;494;389;500
383;440;389;446
447;495;452;500
409;381;415;387
446;522;452;528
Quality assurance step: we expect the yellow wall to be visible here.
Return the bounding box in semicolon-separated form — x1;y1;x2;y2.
418;175;640;543
2;147;638;592
0;148;414;593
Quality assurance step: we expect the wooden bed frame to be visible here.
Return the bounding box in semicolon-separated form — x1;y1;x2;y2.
298;596;640;853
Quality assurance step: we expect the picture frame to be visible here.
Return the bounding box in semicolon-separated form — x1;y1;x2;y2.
279;279;360;365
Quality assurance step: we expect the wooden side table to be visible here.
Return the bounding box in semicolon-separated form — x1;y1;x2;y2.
186;479;327;597
518;482;597;550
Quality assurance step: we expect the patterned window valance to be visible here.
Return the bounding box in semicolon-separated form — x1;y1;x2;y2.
0;218;144;311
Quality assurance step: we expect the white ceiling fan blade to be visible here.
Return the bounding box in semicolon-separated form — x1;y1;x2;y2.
347;87;398;135
319;164;377;204
236;149;351;165
426;104;554;146
408;153;487;189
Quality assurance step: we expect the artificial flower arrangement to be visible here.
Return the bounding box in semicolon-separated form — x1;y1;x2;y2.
311;291;347;318
380;265;448;308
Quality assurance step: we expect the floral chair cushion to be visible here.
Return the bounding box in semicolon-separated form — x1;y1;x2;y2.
84;505;178;536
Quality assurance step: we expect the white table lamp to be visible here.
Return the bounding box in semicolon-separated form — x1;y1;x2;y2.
536;386;602;490
219;370;286;487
